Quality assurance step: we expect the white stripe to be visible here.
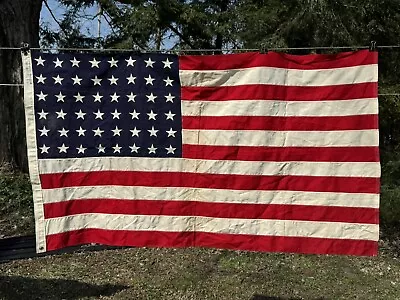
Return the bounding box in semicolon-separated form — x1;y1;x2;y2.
22;50;47;253
42;186;380;208
38;158;380;178
182;129;379;147
179;65;378;87
181;98;378;117
45;214;379;241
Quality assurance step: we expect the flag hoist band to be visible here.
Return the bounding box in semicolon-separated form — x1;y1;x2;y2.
22;49;379;256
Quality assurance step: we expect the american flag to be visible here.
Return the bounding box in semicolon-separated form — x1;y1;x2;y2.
22;49;379;256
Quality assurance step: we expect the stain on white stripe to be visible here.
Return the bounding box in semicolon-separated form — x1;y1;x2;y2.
45;213;379;241
42;186;380;208
179;65;378;87
181;99;378;117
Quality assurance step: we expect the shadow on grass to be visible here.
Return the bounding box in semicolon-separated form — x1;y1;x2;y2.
251;295;327;300
0;276;127;300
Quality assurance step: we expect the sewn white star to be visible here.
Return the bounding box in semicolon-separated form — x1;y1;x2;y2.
72;75;82;85
129;144;140;153
148;144;157;154
144;57;155;67
89;58;100;68
144;74;155;85
56;109;67;119
108;75;118;85
35;56;45;66
70;57;80;67
147;110;157;120
58;128;69;137
36;91;47;101
39;126;50;136
91;75;102;86
111;126;122;136
126;56;136;66
93;92;103;102
129;110;140;119
110;92;120;102
93;127;104;137
76;126;86;136
146;93;157;102
163;77;174;86
127;92;136;102
165;93;175;102
37;109;48;119
53;75;64;85
112;144;122;153
111;109;121;119
53;57;63;68
162;58;173;68
39;144;50;154
165;111;176;120
93;109;104;120
76;145;87;154
108;57;118;67
166;128;177;137
75;109;86;120
148;126;159;137
97;144;106;153
36;74;46;84
127;74;136;84
58;143;69;153
56;92;66;102
166;145;176;154
74;92;85;103
130;127;141;137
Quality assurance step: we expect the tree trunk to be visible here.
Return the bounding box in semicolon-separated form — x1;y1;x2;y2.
0;0;42;172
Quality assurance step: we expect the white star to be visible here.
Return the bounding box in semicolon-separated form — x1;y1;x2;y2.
129;143;140;153
93;92;103;102
147;110;157;120
75;109;86;120
127;74;136;84
111;109;121;119
148;126;159;137
37;109;48;119
53;57;63;68
76;126;86;136
93;127;104;137
130;127;141;137
97;144;106;153
146;93;157;102
74;92;85;102
126;56;136;66
165;110;176;120
148;144;157;154
93;109;104;120
39;144;50;154
113;144;122;153
36;74;46;84
91;75;102;86
129;110;140;119
166;145;176;154
162;58;173;68
58;143;69;153
144;74;155;85
72;75;82;85
76;145;87;154
110;92;120;102
111;126;122;136
58;128;69;137
163;77;174;86
36;91;47;101
127;92;136;102
35;56;45;66
70;57;80;67
166;128;177;137
108;57;118;67
89;57;100;68
56;109;67;119
53;75;64;85
55;92;66;102
108;75;118;85
165;93;175;102
144;57;155;68
39;126;50;136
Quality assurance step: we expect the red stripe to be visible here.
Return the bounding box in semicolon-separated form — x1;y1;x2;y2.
40;171;380;194
181;83;377;101
182;145;379;162
44;199;379;224
179;50;377;70
182;115;378;131
46;229;378;256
